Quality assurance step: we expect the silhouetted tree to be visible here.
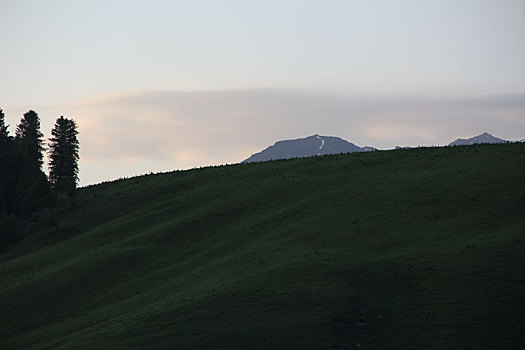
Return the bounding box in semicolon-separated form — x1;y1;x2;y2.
48;116;79;196
0;108;10;171
15;110;45;171
0;109;63;246
0;108;13;215
9;110;53;217
0;108;11;166
0;108;8;139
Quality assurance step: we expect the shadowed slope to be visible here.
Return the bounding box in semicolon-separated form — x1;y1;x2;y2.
1;143;524;349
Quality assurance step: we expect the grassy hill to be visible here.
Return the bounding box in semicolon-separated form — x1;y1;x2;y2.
1;143;524;349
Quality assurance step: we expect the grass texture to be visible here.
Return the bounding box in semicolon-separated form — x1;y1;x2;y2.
1;143;524;349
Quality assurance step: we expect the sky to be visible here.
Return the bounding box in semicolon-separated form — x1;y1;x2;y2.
1;0;524;186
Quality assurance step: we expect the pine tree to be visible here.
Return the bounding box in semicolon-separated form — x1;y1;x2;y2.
0;108;14;215
15;110;45;170
1;109;55;245
0;109;9;213
48;116;79;196
0;108;9;139
11;110;52;216
0;108;11;165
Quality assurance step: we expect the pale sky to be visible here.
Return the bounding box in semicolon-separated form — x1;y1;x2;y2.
1;0;524;185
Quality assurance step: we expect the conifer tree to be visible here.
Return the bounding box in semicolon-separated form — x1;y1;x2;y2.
0;108;9;139
0;108;11;165
0;108;15;215
15;110;45;170
1;109;55;244
11;110;52;216
0;109;8;215
0;108;12;168
48;116;79;195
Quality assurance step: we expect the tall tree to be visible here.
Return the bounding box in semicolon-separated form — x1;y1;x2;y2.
48;116;79;195
0;108;9;139
10;110;52;216
0;109;8;215
0;108;14;214
15;110;45;170
0;108;11;166
1;109;55;246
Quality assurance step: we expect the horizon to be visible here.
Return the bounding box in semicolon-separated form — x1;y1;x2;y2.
1;1;524;185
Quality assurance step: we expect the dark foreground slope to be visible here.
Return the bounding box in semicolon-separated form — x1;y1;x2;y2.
1;144;524;349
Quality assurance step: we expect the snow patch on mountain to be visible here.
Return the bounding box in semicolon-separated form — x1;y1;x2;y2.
316;135;325;155
316;135;325;150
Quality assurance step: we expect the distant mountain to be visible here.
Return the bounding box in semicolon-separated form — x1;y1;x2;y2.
361;146;378;152
242;134;375;163
242;132;516;164
448;132;508;146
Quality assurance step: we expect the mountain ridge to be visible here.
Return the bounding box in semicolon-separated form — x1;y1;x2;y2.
242;134;375;163
244;132;516;163
448;132;509;146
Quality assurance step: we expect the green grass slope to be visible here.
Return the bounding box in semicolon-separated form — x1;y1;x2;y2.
1;144;524;349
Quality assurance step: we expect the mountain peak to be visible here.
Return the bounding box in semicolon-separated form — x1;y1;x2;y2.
448;132;507;146
242;135;373;163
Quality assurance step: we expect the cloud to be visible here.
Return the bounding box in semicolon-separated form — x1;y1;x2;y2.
64;89;525;185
